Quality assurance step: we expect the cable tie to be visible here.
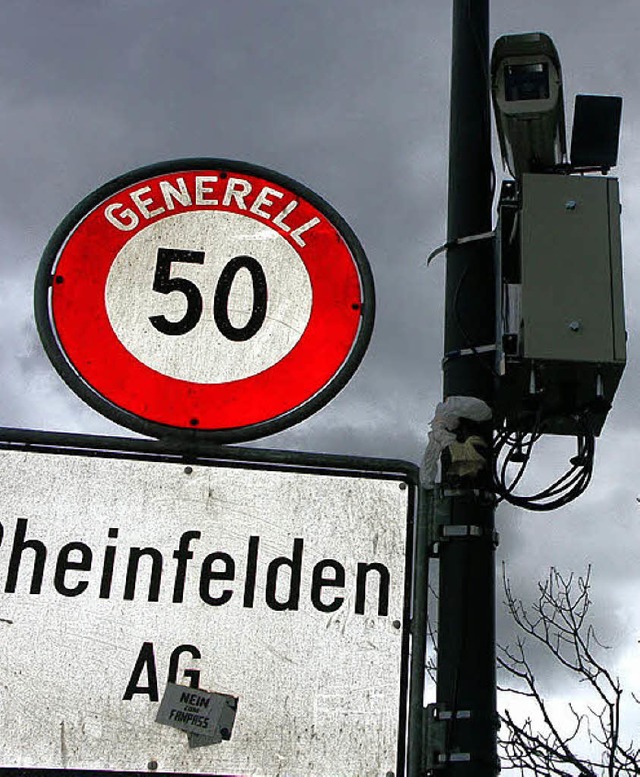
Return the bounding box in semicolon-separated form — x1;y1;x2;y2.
438;710;472;720
442;525;483;538
438;753;472;764
426;230;495;266
443;344;497;361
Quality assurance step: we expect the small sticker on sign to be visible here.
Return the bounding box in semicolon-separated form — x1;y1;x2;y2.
156;683;238;746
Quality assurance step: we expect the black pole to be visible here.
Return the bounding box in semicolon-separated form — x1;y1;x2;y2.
436;0;498;774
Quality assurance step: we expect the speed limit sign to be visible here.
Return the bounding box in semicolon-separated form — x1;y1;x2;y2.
35;159;374;442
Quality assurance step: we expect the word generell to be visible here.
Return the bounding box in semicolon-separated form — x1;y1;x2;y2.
0;520;391;617
103;174;322;247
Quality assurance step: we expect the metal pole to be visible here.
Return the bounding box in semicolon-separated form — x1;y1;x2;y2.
436;0;498;774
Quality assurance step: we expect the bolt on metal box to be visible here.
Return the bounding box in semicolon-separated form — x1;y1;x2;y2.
496;173;626;435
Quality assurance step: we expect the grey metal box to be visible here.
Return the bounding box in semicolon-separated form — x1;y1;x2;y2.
520;173;625;364
495;174;626;436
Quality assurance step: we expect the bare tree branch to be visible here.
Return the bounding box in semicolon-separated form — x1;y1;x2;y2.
498;565;638;776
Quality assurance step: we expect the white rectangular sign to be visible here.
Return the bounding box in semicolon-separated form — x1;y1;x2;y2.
0;441;413;776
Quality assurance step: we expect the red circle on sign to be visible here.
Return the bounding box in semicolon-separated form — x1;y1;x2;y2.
35;160;374;442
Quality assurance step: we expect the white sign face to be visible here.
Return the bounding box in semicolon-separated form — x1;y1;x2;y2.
104;211;313;384
0;444;412;777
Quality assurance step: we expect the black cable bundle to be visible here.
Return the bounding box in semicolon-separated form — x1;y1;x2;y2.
491;413;595;511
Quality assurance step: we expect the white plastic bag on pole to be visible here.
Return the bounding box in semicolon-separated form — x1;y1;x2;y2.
420;396;492;487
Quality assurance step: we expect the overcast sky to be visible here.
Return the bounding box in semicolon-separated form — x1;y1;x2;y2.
1;0;640;758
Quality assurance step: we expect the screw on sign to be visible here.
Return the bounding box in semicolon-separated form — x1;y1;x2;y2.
35;159;374;442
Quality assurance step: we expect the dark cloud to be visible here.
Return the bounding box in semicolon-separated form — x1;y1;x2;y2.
1;0;639;727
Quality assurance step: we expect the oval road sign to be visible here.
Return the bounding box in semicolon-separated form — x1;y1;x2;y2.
35;159;374;442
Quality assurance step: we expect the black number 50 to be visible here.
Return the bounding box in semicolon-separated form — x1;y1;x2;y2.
149;247;268;341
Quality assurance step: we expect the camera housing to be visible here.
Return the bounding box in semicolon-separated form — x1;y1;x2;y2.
491;32;566;178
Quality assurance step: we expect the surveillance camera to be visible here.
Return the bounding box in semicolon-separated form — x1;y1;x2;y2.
491;32;566;179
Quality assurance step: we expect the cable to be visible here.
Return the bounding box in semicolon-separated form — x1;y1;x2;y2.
450;261;502;380
491;412;595;511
